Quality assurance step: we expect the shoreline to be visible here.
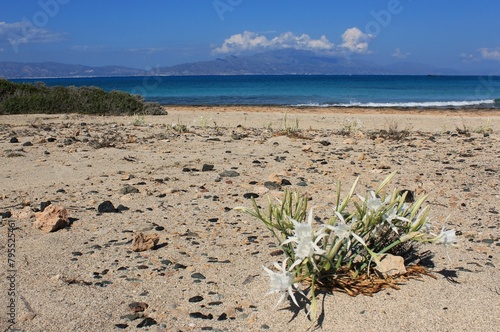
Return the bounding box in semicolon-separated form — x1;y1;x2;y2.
164;105;500;116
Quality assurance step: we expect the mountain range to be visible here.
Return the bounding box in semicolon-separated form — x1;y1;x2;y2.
0;49;486;78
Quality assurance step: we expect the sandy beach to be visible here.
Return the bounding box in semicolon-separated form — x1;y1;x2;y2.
1;106;499;331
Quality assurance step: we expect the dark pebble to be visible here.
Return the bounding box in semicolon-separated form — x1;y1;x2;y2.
155;226;165;231
208;218;219;223
71;251;83;256
189;312;213;320
136;317;157;328
137;265;149;269
116;204;129;212
9;137;19;143
40;201;52;212
191;272;206;280
97;200;118;213
161;259;172;265
208;301;223;306
217;313;227;321
114;323;128;329
174;263;187;270
23;141;33;147
1;211;12;219
202;164;214;172
281;179;292;186
189;295;204;303
120;184;140;195
219;170;240;177
47;137;56;142
56;188;66;193
243;193;259;199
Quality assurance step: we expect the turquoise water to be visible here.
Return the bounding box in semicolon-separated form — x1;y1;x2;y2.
12;75;500;108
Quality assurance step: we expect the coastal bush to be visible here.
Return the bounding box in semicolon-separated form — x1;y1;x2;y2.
0;78;164;115
237;172;458;319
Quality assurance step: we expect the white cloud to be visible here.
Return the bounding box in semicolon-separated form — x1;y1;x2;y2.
0;21;64;47
213;27;375;55
479;47;500;61
392;48;409;59
459;52;476;62
340;27;373;54
213;31;335;54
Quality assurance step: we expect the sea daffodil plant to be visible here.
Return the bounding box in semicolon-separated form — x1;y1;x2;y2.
237;172;458;319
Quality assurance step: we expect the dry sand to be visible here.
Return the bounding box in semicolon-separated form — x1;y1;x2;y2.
1;107;499;331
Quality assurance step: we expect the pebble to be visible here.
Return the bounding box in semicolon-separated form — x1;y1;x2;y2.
10;137;19;143
189;312;213;320
191;272;206;280
219;170;240;177
97;200;118;213
137;317;157;328
120;184;139;195
189;295;204;303
129;302;148;313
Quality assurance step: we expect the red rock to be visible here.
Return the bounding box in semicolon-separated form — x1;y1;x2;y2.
33;204;69;232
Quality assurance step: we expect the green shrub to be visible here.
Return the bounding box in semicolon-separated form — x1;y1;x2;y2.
0;79;164;115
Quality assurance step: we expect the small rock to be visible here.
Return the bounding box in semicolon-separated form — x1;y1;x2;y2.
202;164;214;172
263;181;281;190
97;201;118;213
131;232;159;252
40;201;52;212
129;302;149;313
219;170;240;177
243;193;259;199
114;324;128;329
10;137;19;143
23;141;33;147
33;204;69;232
189;296;204;303
120;184;139;195
374;254;407;276
191;272;206;280
136;317;157;328
1;211;12;219
189;312;213;320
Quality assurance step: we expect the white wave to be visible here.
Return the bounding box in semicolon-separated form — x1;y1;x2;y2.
293;99;496;108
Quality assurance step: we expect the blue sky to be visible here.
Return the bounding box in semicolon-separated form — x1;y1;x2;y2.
1;0;499;73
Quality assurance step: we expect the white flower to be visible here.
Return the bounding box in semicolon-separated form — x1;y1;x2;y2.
263;259;300;308
358;191;389;212
383;206;410;234
282;208;326;269
435;227;459;247
327;212;366;247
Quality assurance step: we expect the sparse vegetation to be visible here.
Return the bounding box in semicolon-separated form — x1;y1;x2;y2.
0;79;164;115
368;121;411;141
338;118;363;136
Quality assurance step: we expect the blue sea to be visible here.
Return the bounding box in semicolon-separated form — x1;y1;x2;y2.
12;75;500;109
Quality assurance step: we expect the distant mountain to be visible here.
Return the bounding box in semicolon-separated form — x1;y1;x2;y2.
0;50;465;78
0;61;146;79
157;50;460;76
